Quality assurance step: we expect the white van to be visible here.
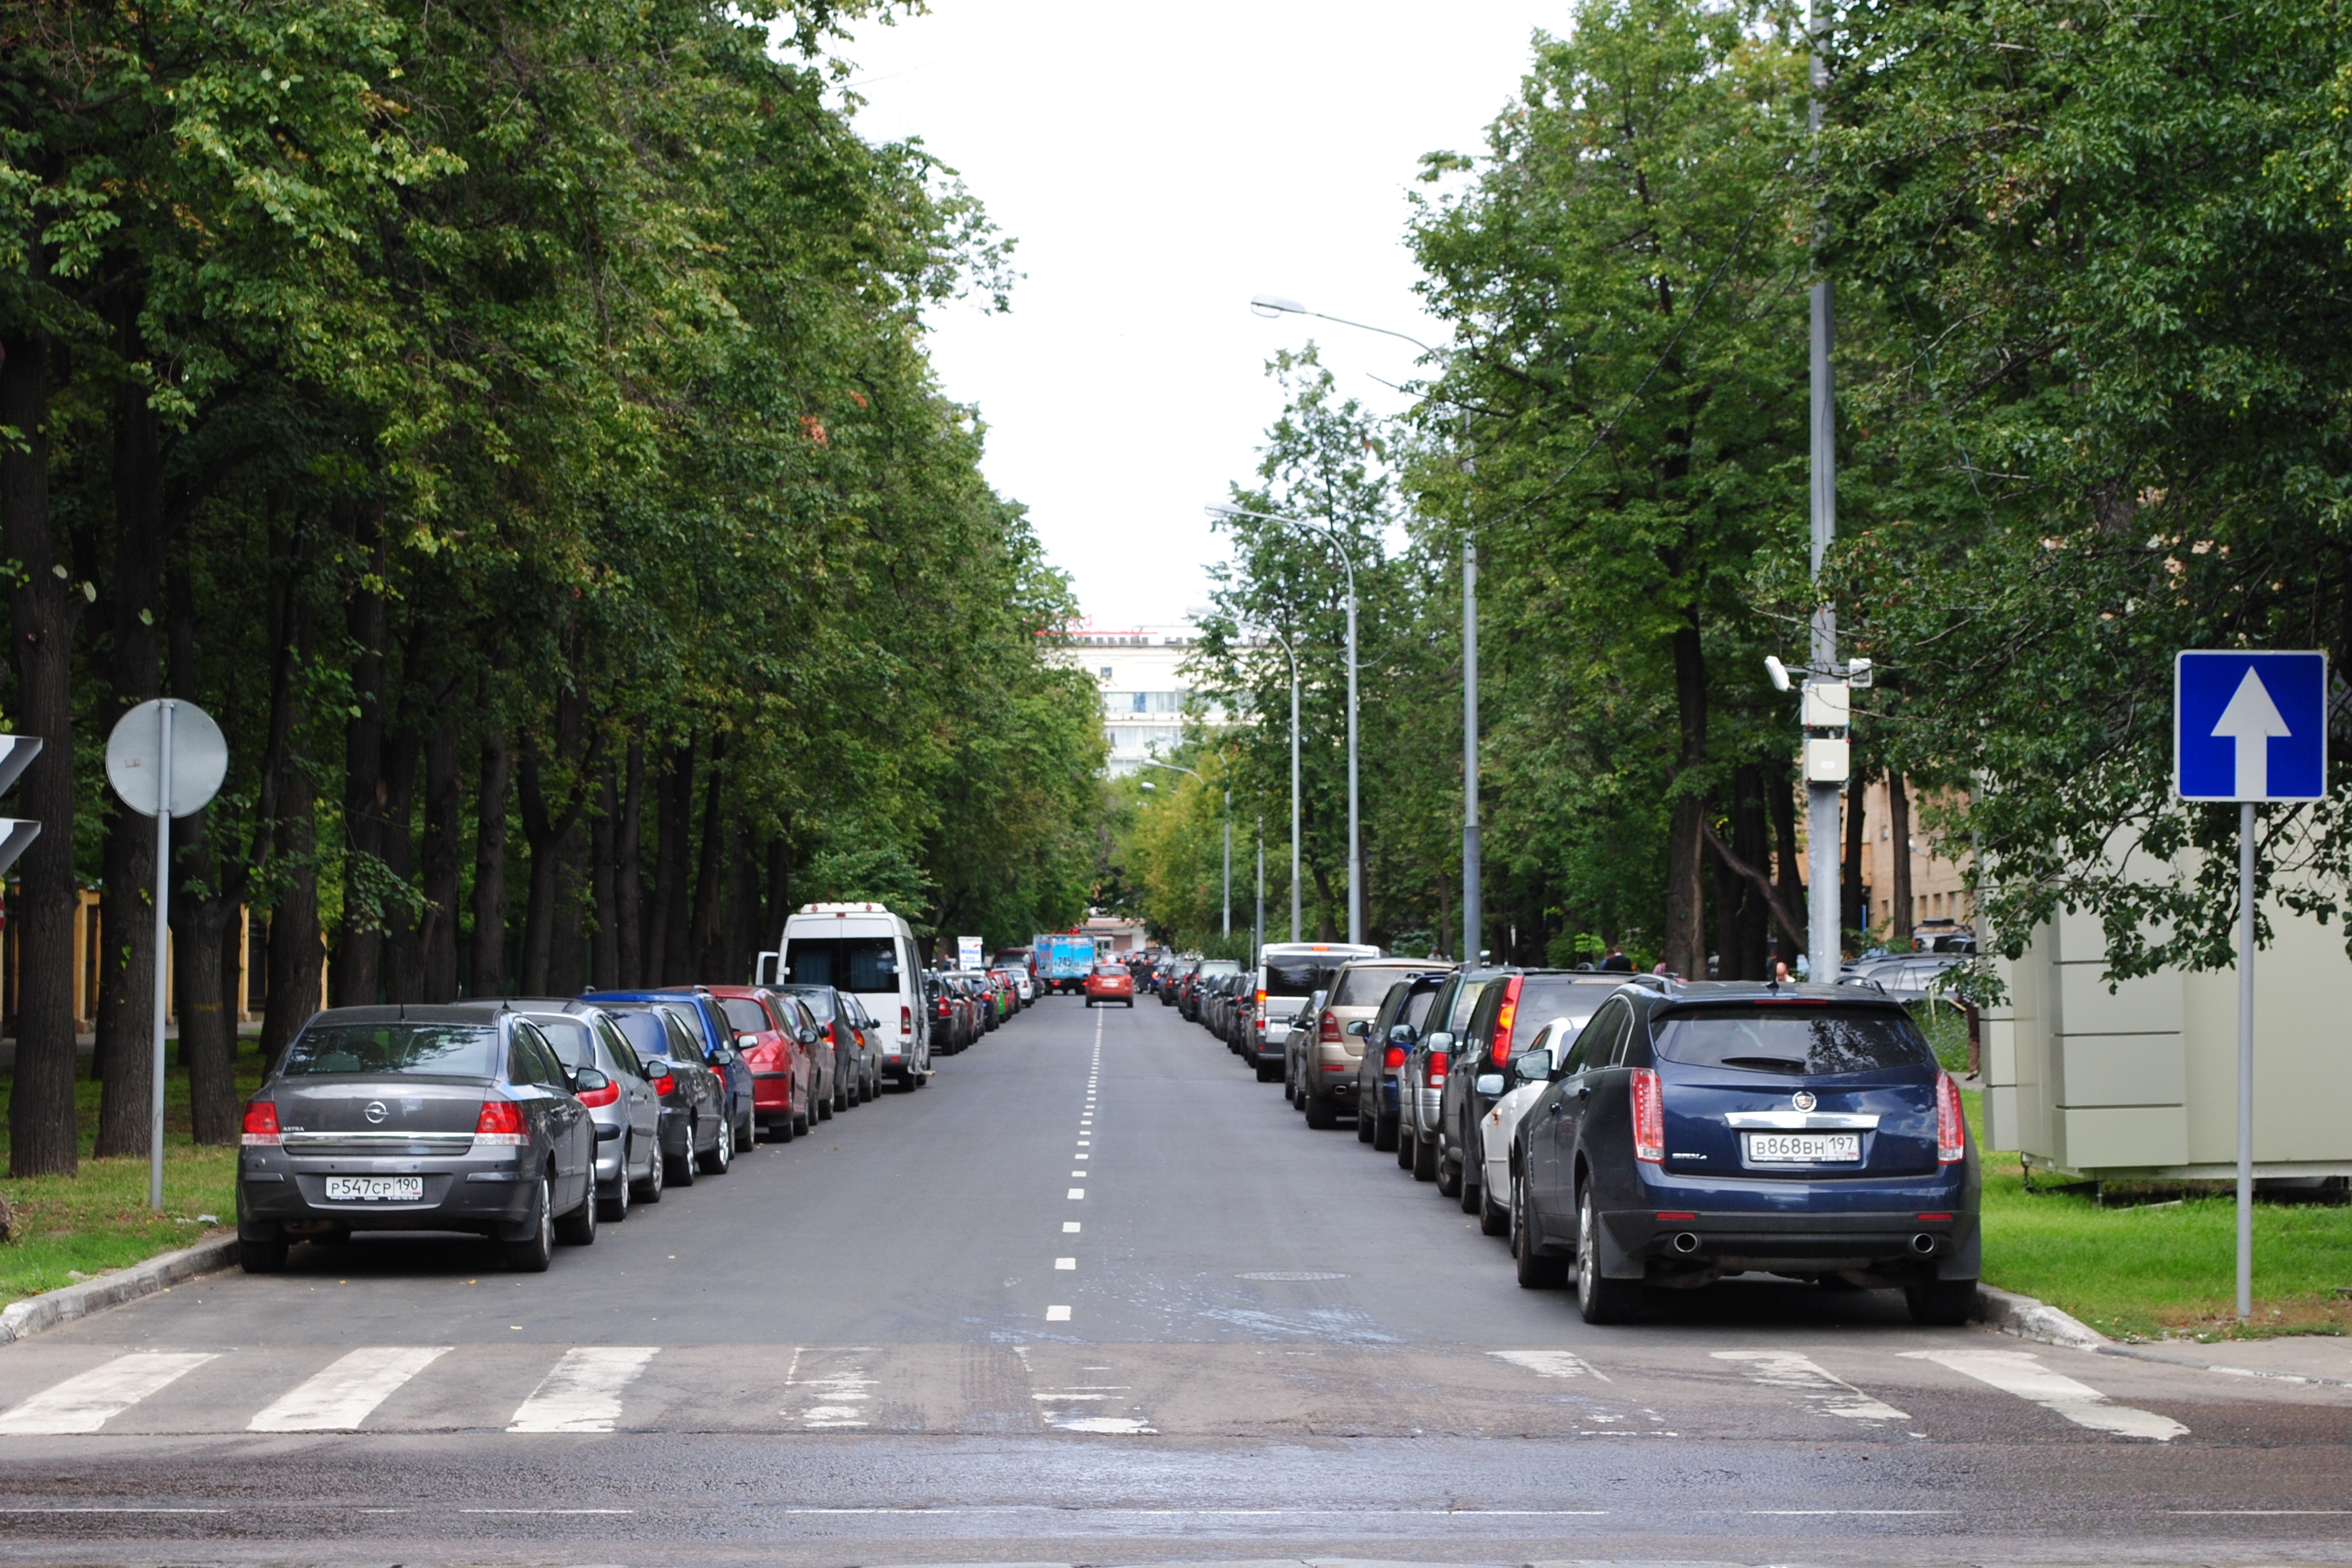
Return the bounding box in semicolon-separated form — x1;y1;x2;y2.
758;904;931;1089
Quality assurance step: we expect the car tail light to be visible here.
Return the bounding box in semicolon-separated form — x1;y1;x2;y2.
1320;1011;1339;1044
1631;1068;1665;1163
1383;1045;1407;1070
821;1023;834;1042
1936;1070;1966;1163
646;1066;676;1097
1426;1052;1448;1087
1490;976;1523;1066
474;1099;528;1145
900;1004;912;1036
1256;989;1266;1007
576;1076;620;1109
240;1100;281;1146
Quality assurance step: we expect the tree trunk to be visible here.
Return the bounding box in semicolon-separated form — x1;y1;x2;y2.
590;762;617;990
1312;863;1338;944
1888;772;1915;946
1734;763;1770;980
259;632;320;1068
722;813;760;983
3;317;83;1176
1770;762;1804;961
1662;620;1708;979
1710;834;1740;982
1843;768;1869;948
419;720;460;1001
688;736;728;978
763;832;791;953
548;818;586;997
166;524;240;1144
614;744;644;986
379;728;422;1002
95;284;166;1158
653;740;695;983
470;717;511;997
330;504;388;1007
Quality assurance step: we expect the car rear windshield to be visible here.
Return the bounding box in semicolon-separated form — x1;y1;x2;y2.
605;1009;674;1063
1332;966;1417;1007
1507;978;1615;1052
1264;959;1346;998
1093;964;1127;977
785;936;900;991
281;1022;498;1078
1196;960;1240;977
718;997;771;1033
1651;1005;1931;1076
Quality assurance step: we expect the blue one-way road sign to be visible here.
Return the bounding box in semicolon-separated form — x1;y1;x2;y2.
2175;651;2328;802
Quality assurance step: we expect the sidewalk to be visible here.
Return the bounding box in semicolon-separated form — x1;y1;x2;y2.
2101;1332;2352;1386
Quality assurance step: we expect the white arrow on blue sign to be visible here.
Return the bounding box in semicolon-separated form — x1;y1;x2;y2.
2175;651;2328;803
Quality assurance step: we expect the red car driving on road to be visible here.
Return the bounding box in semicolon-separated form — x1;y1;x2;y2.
1084;962;1135;1008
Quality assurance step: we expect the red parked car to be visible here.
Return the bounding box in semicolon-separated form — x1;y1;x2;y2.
702;984;815;1141
1084;962;1135;1009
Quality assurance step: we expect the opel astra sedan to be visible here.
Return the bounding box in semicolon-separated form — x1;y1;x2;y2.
237;1006;600;1274
1508;981;1978;1326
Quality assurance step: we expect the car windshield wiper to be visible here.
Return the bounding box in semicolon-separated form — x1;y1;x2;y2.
1719;1056;1808;1073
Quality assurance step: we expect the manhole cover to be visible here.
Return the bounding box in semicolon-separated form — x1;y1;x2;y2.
1235;1271;1347;1281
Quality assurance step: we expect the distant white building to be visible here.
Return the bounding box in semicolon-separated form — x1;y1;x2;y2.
1053;622;1241;776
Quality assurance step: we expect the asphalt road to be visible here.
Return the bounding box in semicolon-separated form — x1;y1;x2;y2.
0;992;2347;1567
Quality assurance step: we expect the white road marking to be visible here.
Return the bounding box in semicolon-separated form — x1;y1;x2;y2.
785;1348;876;1428
0;1353;218;1434
1064;1221;1081;1233
506;1346;660;1433
1491;1349;1612;1383
1903;1349;2188;1440
249;1346;451;1432
1713;1350;1908;1421
1075;1154;1088;1160
1068;1188;1085;1198
1056;1258;1076;1269
1047;1305;1072;1322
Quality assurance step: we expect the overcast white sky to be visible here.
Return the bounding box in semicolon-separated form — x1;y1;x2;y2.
834;2;1556;631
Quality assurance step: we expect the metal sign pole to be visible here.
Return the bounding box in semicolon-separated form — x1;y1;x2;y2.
149;700;174;1214
2238;801;2255;1321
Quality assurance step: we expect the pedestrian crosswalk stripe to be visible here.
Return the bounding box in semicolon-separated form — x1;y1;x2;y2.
1713;1350;1908;1421
248;1346;451;1432
506;1346;660;1433
1491;1350;1608;1381
1903;1348;2186;1441
0;1353;217;1435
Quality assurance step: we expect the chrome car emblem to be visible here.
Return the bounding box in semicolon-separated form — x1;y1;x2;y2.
1791;1090;1817;1113
364;1100;390;1125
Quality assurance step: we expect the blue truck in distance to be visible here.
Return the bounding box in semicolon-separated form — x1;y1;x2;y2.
1034;933;1096;995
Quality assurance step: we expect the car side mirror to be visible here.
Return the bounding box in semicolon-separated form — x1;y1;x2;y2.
1473;1073;1505;1097
737;1032;760;1048
1426;1030;1454;1054
799;1029;818;1047
574;1068;610;1094
1389;1024;1416;1046
1344;1019;1370;1037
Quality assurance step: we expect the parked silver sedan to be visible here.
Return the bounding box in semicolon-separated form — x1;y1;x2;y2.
457;999;665;1218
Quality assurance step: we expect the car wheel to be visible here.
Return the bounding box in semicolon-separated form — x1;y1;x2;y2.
1478;1168;1510;1236
1125;999;1134;1008
504;1176;556;1273
1356;1106;1375;1143
1254;1058;1281;1083
1412;1132;1438;1182
600;1144;633;1221
1512;1167;1567;1287
1304;1092;1337;1130
1435;1147;1462;1198
818;1088;834;1121
1905;1275;1979;1327
790;1109;810;1139
1373;1111;1399;1153
633;1134;665;1203
1396;1120;1417;1167
238;1236;288;1274
668;1118;698;1186
1576;1184;1643;1323
556;1171;597;1246
1457;1145;1483;1213
703;1111;734;1175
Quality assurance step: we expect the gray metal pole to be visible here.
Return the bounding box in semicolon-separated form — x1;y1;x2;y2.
1463;538;1482;964
1223;789;1232;941
2238;801;2256;1320
149;701;174;1213
1804;6;1841;976
1289;647;1301;945
1255;817;1264;968
1344;582;1361;946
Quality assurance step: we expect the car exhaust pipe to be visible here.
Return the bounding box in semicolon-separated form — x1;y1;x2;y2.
1671;1231;1701;1255
1910;1233;1938;1256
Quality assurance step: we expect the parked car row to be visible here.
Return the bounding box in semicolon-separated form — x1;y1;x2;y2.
1180;951;1983;1328
236;903;1038;1275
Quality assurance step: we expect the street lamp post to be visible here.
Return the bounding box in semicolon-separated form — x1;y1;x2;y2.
1137;759;1228;941
1208;505;1360;946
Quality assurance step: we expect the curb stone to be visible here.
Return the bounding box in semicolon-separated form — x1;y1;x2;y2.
0;1233;236;1347
1973;1282;2111;1350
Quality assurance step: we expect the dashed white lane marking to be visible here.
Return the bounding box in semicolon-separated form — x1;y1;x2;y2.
784;1346;877;1428
1714;1350;1908;1421
1904;1349;2188;1441
506;1346;660;1433
0;1353;218;1434
1064;1221;1081;1233
1056;1258;1077;1269
249;1346;451;1432
1491;1350;1611;1383
1047;1305;1072;1322
1068;1188;1086;1199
